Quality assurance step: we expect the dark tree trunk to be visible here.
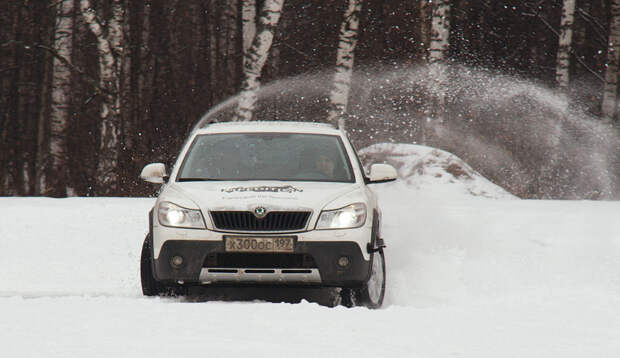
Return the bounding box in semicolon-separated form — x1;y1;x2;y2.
1;1;26;195
218;0;241;99
136;0;154;161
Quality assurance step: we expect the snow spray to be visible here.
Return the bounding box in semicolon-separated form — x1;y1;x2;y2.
196;63;620;199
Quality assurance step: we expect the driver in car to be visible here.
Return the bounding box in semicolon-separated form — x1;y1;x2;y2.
315;154;335;178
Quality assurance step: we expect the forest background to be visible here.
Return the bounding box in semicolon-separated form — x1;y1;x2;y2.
2;0;620;199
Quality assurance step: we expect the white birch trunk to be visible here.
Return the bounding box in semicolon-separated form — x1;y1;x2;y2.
242;0;257;54
327;0;362;127
422;0;451;145
602;0;620;121
234;0;285;121
428;0;450;108
80;0;123;194
555;0;576;90
429;0;450;66
108;1;124;52
48;0;74;196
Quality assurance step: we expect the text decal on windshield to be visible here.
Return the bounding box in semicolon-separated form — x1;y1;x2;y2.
221;185;303;193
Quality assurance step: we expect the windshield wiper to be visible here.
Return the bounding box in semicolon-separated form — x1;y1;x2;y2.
177;177;225;182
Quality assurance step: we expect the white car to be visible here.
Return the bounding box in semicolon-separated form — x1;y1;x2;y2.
139;121;397;308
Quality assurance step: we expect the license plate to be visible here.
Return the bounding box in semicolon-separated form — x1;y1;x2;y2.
225;236;294;253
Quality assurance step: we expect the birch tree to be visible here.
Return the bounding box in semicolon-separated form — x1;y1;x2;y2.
420;0;431;57
47;0;74;196
242;0;257;54
429;0;451;64
327;0;363;128
428;0;451;107
233;0;285;121
80;0;124;194
602;0;620;121
555;0;576;90
420;0;451;145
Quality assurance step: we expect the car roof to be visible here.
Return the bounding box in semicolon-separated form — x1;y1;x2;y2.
194;121;343;135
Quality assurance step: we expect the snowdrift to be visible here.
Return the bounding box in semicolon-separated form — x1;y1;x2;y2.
360;143;515;199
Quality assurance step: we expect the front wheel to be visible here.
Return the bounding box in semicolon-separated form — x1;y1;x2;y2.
357;249;386;309
140;234;161;296
140;235;187;297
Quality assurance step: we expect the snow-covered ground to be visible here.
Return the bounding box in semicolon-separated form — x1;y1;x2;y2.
1;145;620;357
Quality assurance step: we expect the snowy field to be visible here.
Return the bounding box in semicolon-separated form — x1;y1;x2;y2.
1;145;620;357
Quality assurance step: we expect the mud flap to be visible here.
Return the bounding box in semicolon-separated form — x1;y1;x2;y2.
367;237;386;253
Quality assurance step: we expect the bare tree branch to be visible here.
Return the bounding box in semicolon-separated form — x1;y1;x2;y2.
2;40;111;94
280;42;312;59
0;66;20;74
34;43;111;95
523;3;604;83
48;0;65;9
577;7;608;46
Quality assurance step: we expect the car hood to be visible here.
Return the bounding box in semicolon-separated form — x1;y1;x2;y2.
159;181;363;214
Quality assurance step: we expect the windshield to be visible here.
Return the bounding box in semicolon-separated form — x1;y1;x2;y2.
177;133;355;182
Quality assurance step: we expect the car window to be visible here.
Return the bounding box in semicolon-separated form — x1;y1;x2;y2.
346;138;368;178
177;133;355;182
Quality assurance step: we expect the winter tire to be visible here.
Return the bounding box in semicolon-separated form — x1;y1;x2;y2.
357;249;386;309
140;234;162;296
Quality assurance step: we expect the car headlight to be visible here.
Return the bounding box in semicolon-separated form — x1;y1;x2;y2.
158;201;205;229
316;203;367;230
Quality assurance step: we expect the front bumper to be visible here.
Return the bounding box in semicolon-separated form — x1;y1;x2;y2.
152;240;371;287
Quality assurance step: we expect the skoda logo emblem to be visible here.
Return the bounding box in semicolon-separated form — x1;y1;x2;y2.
254;206;267;218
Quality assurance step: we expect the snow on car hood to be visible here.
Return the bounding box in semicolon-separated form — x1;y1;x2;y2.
159;181;363;214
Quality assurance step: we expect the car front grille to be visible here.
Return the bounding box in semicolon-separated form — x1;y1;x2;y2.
210;211;311;231
203;253;317;269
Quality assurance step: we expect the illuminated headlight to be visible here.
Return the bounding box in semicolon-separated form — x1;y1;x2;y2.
158;201;205;229
316;203;367;230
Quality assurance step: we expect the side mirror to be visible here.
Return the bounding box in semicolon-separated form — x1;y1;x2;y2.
368;163;397;184
140;163;168;184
